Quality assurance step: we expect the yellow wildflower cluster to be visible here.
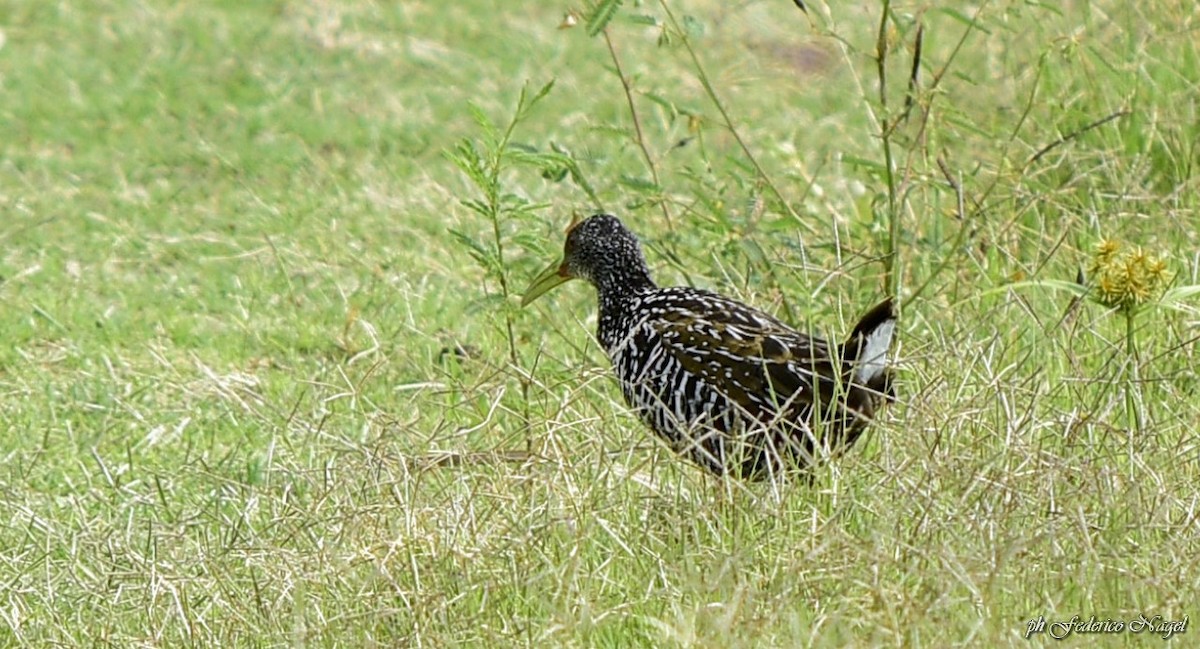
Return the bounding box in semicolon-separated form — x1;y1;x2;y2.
1088;239;1170;312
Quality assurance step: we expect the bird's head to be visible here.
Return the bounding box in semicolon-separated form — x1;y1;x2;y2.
521;213;649;306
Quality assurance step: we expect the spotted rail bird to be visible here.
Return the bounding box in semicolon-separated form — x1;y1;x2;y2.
522;214;897;480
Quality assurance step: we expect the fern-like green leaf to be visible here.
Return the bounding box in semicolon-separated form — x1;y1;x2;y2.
586;0;624;37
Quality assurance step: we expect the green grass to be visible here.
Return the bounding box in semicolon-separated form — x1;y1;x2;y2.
2;0;1199;645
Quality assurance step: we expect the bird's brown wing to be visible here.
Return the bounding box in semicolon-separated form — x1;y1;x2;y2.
647;289;837;421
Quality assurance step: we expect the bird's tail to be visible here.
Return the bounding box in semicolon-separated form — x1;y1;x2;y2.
844;299;897;396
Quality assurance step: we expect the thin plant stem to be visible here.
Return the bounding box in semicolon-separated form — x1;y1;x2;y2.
471;86;548;451
874;0;901;299
657;0;816;236
1124;311;1141;435
602;28;675;230
487;101;525;371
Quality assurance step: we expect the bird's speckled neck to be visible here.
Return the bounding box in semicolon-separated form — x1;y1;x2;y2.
594;265;656;352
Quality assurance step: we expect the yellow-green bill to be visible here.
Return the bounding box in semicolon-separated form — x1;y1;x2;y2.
520;259;570;306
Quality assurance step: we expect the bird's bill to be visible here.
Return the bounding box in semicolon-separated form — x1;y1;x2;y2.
520;259;571;306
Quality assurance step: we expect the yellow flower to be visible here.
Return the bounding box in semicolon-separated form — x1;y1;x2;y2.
1146;257;1170;283
1088;239;1169;312
1095;238;1121;259
1089;239;1121;277
1096;272;1123;307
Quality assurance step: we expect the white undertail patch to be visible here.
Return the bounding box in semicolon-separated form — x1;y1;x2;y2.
856;319;896;384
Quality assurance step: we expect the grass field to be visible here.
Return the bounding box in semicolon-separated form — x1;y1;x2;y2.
2;0;1199;646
